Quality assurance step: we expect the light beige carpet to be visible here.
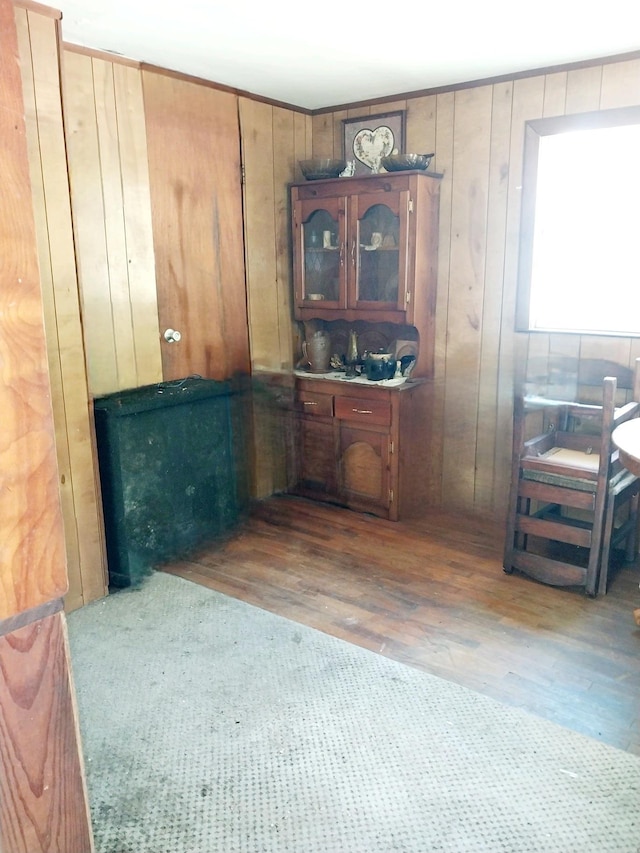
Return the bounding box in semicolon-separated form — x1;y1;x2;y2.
67;571;640;853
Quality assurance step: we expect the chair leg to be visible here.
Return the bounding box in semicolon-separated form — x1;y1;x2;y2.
503;476;522;575
625;490;640;563
597;492;616;596
586;493;609;597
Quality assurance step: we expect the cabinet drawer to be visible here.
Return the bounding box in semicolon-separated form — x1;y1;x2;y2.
335;395;391;426
297;391;333;418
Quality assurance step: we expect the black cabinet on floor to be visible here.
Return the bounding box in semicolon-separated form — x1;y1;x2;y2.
94;376;248;588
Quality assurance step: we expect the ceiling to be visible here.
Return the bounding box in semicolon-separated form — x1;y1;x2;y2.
56;0;640;111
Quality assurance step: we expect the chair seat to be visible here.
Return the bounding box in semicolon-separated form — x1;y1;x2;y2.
523;468;598;492
522;446;600;492
537;446;600;470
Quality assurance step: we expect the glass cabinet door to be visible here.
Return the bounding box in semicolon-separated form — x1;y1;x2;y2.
349;191;409;311
294;197;346;308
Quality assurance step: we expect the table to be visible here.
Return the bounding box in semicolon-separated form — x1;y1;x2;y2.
613;419;640;625
613;419;640;478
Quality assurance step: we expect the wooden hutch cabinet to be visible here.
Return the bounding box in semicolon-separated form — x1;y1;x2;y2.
290;170;442;521
295;376;431;520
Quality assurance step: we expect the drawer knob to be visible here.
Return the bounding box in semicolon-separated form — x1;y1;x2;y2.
353;408;373;414
303;401;318;406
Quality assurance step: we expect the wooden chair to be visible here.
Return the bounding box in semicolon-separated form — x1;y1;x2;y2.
503;358;640;596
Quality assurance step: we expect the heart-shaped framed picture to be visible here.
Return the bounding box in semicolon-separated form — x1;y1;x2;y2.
342;110;406;177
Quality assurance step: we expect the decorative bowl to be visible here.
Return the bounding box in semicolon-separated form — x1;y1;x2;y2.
380;153;434;172
299;158;347;180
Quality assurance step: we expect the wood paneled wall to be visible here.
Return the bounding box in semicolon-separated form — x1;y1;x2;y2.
312;62;640;520
1;2;93;846
239;98;312;372
2;1;66;620
15;6;107;612
143;72;250;381
63;48;162;396
239;99;312;496
35;13;640;524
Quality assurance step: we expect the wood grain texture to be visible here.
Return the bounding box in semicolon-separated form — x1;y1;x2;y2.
476;81;512;514
63;50;119;394
239;98;309;498
0;612;93;853
13;0;60;18
0;0;67;619
112;62;162;385
442;85;493;509
163;495;640;755
16;8;107;611
63;51;162;395
143;71;250;382
305;57;640;523
239;98;280;373
599;58;640;109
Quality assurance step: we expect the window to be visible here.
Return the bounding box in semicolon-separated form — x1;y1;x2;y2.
517;106;640;336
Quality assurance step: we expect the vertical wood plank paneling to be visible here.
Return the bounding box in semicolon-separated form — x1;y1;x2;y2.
240;97;304;498
239;98;280;499
0;612;94;853
18;11;107;611
494;77;546;520
239;98;280;372
112;63;162;386
64;50;163;395
520;70;568;400
427;90;455;504
273;106;297;371
277;56;640;519
1;4;93;844
542;71;567;117
405;94;437;158
14;8;82;604
93;58;138;390
331;109;349;159
311;112;334;160
599;58;640;109
55;48;640;522
63;50;120;395
0;0;67;618
441;85;493;509
475;81;512;513
564;65;603;114
579;336;632;371
143;72;249;381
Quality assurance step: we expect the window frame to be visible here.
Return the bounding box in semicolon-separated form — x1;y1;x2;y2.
516;104;640;335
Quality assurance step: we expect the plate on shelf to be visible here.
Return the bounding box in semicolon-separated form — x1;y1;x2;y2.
394;339;418;360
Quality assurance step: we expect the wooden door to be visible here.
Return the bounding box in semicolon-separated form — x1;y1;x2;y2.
339;425;391;516
143;72;250;381
298;417;339;497
0;1;93;848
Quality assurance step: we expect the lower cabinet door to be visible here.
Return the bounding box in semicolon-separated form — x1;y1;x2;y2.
339;425;391;515
298;417;338;496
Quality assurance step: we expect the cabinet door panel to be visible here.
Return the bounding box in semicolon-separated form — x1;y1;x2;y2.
294;196;346;308
298;418;338;495
339;426;390;510
348;190;410;312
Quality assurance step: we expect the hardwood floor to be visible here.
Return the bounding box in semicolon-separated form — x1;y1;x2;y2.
162;494;640;755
